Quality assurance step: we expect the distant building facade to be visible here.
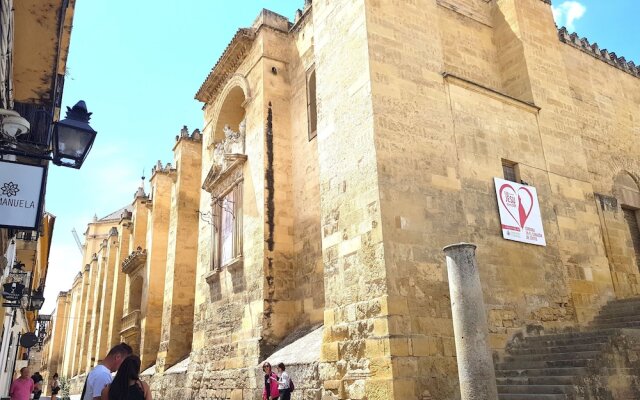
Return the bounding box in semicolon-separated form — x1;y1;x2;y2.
44;0;640;399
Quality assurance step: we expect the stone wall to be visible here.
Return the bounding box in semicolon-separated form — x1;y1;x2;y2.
358;0;639;397
289;9;325;330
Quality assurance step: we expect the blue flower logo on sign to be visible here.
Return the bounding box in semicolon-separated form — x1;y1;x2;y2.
1;182;19;197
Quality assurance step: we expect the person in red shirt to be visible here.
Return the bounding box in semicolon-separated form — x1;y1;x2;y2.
10;367;34;400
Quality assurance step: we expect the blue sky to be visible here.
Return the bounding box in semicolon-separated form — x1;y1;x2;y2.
41;0;639;312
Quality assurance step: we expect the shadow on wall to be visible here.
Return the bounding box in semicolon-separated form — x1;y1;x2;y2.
493;5;535;103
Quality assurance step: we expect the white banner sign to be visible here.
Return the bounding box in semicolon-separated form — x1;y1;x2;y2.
494;177;546;246
0;160;45;229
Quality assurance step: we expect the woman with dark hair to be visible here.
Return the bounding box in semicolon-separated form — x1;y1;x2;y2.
262;362;279;400
50;373;60;400
100;355;151;400
276;363;291;400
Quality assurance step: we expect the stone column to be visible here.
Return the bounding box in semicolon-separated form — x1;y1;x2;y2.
443;243;498;400
86;241;108;369
95;229;119;361
139;163;173;369
156;130;201;373
62;275;81;377
106;219;130;349
72;265;90;377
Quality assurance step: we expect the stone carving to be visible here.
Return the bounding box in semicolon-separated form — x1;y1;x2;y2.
212;143;224;171
175;125;203;143
211;118;246;175
151;160;173;175
222;118;246;155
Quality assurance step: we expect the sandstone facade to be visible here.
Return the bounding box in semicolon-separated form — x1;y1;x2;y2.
43;1;640;399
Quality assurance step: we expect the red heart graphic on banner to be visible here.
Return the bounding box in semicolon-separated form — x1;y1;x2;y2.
499;184;534;228
517;187;534;228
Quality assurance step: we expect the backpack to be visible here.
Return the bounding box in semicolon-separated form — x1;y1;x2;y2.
289;378;295;392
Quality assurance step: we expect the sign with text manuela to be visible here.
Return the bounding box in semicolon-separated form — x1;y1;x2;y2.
494;177;546;246
0;160;45;230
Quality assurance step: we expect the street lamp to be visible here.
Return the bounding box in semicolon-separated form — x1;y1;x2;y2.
11;260;25;275
52;101;98;169
28;288;45;311
0;100;97;168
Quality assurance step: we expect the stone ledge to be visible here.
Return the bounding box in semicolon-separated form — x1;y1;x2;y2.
436;0;493;27
442;72;540;113
121;247;147;274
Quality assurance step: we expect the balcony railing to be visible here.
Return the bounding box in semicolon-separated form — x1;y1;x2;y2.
120;309;141;335
13;230;39;241
121;247;147;274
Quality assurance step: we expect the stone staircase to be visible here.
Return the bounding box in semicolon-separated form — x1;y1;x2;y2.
495;297;640;400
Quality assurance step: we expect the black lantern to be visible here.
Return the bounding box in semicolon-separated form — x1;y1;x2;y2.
52;101;97;169
28;288;45;311
37;328;46;344
11;261;25;275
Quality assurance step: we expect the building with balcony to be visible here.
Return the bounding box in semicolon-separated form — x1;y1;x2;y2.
0;0;76;252
0;212;54;395
0;0;78;393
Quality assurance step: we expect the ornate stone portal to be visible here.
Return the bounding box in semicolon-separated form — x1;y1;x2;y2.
203;118;247;274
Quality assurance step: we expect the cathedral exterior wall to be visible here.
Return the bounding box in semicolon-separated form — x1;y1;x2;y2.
354;0;640;397
43;1;640;399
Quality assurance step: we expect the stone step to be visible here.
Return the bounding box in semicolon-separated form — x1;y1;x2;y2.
496;367;588;378
591;320;640;329
596;306;640;316
604;297;640;305
494;299;640;400
504;350;600;362
508;343;606;356
497;376;578;386
603;301;640;310
598;302;640;314
496;358;594;370
592;314;640;323
524;329;618;343
498;395;569;400
517;335;610;348
497;384;574;394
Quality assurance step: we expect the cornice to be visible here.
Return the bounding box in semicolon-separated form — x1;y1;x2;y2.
195;29;256;103
290;1;312;33
121;247;147;274
202;155;247;197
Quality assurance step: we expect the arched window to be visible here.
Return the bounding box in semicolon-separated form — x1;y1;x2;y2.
307;67;317;140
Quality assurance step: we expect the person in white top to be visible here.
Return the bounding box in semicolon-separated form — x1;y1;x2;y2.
276;362;292;400
82;343;133;400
